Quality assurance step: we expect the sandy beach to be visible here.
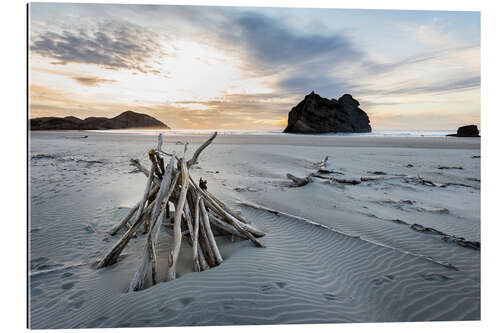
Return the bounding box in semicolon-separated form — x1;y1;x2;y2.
28;131;480;328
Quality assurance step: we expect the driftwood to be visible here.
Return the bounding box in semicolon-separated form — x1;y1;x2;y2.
183;195;210;270
190;177;265;247
330;177;361;185
286;173;312;187
166;159;189;281
200;184;264;237
108;204;138;235
192;194;201;272
128;155;177;291
200;198;223;265
99;132;266;291
208;212;246;238
287;156;345;186
97;202;155;268
287;156;473;190
312;155;328;169
108;186;159;235
187;131;217;168
136;163;156;234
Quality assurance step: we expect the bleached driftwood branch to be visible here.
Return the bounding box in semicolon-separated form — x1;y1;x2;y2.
286;173;312;187
166;159;189;281
187;131;217;168
128;154;177;291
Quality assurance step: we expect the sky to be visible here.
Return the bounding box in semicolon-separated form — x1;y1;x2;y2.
29;3;480;130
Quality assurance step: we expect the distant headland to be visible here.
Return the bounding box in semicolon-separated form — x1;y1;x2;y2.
29;111;170;130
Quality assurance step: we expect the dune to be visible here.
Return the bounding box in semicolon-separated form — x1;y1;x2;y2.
28;131;480;328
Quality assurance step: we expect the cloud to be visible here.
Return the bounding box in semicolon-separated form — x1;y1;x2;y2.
218;12;480;100
163;92;295;129
361;44;479;78
210;12;366;98
226;13;362;70
29;83;293;129
358;75;480;97
30;21;165;73
72;76;117;86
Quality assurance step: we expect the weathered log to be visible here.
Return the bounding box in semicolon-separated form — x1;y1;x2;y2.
200;199;223;265
360;177;378;182
156;133;163;150
149;149;163;180
149;231;158;285
330;177;361;185
148;157;176;232
198;212;217;267
128;156;177;291
185;187;217;267
108;185;159;235
136;164;156;234
193;176;265;237
156;153;165;175
311;172;331;180
187;131;217;168
208;212;246;238
166;159;189;281
314;156;329;170
199;177;208;190
192;194;201;272
181;187;209;270
182;198;210;270
108;204;138;235
196;183;264;247
128;230;157;292
143;211;152;234
130;159;161;187
203;193;265;237
97;202;155;268
316;169;344;175
286;173;312;187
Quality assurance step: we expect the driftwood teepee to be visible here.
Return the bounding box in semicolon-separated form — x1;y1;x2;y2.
98;132;265;292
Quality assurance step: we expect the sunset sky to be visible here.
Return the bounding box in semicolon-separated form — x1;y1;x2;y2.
29;3;480;130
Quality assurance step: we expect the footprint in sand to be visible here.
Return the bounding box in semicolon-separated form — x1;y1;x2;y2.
30;288;44;296
371;274;395;286
275;281;287;289
221;301;236;310
67;289;87;309
323;293;339;301
260;281;287;294
175;297;195;309
61;282;75;290
68;299;85;309
323;293;353;302
259;284;275;294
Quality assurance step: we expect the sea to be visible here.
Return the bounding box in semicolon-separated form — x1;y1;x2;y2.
86;129;455;137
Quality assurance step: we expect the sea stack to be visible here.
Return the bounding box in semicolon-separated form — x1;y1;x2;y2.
283;91;371;134
446;125;480;137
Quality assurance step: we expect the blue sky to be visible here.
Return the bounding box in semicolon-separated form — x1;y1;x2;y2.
29;3;480;130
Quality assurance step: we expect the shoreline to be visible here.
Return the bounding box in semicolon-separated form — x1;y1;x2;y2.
29;130;480;149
